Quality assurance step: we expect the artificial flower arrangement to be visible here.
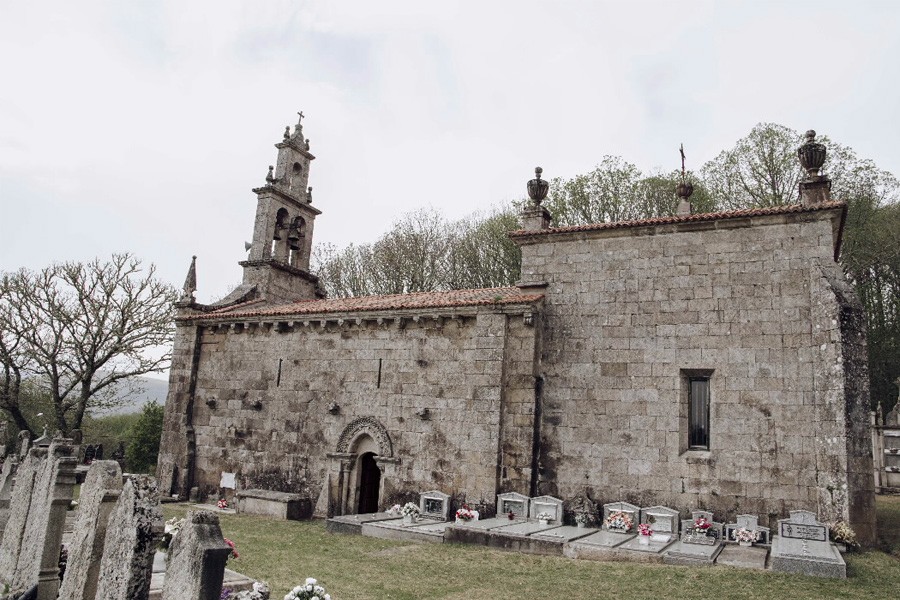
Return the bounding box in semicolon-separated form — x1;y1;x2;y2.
400;502;420;517
284;577;331;600
637;523;653;536
536;511;554;523
829;521;859;550
693;516;712;533
224;538;239;561
574;511;594;526
732;527;758;544
387;504;402;516
455;504;477;521
220;581;270;600
604;511;634;532
507;510;516;520
160;516;185;550
217;498;229;510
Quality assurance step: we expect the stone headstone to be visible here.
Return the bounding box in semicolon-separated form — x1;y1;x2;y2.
59;460;123;600
566;491;597;524
496;492;529;518
680;509;723;544
219;472;236;490
601;501;639;532
0;455;19;530
640;506;679;538
0;449;42;584
770;510;845;578
94;475;164;600
0;440;76;600
418;490;450;520
161;511;232;600
724;513;770;545
83;445;96;464
0;422;7;459
94;444;104;460
17;430;31;459
529;495;563;522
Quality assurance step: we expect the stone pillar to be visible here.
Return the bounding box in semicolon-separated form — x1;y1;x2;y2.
160;511;232;600
37;444;77;600
520;205;551;231
58;460;123;600
95;476;163;600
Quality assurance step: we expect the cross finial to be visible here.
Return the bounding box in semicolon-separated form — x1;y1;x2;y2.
680;143;686;182
297;111;305;123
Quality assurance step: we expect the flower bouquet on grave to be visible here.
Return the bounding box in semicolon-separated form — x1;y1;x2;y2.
160;516;184;551
575;511;594;528
537;511;554;525
400;502;420;524
284;577;331;600
455;504;477;523
224;538;239;561
732;527;758;547
829;521;859;551
217;498;229;510
387;503;402;516
637;523;653;545
604;511;634;533
693;517;712;537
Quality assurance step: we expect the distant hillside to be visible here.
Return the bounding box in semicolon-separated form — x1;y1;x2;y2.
98;376;168;415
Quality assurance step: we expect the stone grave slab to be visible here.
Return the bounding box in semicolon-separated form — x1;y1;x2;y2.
618;533;677;555
451;516;525;530
665;509;723;565
325;512;401;535
528;495;563;523
715;544;769;570
497;492;529;519
419;490;450;521
361;519;447;543
770;510;846;578
530;525;597;543
491;520;561;536
161;511;232;600
570;529;635;548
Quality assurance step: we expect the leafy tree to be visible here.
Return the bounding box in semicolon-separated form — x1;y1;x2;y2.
125;400;164;473
0;254;176;435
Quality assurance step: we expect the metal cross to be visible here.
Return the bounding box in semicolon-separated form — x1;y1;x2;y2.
297;111;305;122
680;143;686;180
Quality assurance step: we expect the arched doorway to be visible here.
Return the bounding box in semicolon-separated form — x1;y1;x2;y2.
357;452;381;514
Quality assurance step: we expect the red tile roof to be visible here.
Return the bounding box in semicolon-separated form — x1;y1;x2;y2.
186;286;543;321
509;201;847;238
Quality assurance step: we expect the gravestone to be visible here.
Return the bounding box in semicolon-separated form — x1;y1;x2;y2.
418;490;450;521
565;501;639;550
17;431;30;458
0;454;19;534
602;501;639;533
770;510;845;578
664;510;724;566
59;460;123;600
0;439;76;598
529;495;563;523
566;490;597;525
161;511;232;600
94;475;164;600
724;514;770;545
496;492;529;518
83;445;96;465
617;506;679;554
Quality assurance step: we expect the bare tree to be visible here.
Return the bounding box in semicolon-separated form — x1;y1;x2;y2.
0;254;177;435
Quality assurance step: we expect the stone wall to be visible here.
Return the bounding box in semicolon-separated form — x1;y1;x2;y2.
159;307;539;515
515;206;875;541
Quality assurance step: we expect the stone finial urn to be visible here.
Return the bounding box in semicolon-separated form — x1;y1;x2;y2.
798;129;827;177
675;181;694;199
527;167;549;205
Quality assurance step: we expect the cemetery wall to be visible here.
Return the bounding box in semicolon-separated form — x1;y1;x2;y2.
515;205;876;541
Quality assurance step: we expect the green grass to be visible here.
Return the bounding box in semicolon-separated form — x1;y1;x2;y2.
164;496;900;600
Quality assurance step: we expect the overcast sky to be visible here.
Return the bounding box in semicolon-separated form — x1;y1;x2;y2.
2;0;899;304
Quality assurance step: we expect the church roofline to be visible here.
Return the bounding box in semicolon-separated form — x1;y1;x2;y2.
176;286;544;322
510;200;847;260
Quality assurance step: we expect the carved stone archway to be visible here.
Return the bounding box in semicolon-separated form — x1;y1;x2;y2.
324;417;400;517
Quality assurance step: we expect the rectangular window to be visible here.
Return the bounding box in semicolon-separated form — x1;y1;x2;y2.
688;377;710;450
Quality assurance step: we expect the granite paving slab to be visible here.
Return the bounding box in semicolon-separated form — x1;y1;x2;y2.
716;544;769;570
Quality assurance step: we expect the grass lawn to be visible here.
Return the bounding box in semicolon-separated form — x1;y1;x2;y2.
164;495;900;600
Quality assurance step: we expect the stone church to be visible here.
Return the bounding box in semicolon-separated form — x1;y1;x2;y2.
157;118;876;543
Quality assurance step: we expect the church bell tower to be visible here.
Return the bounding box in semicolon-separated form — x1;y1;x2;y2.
240;113;324;303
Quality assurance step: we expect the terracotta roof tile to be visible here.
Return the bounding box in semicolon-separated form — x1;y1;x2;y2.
509;201;846;238
185;286;543;321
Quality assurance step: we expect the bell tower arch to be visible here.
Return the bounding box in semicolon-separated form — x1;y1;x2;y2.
240;112;324;303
